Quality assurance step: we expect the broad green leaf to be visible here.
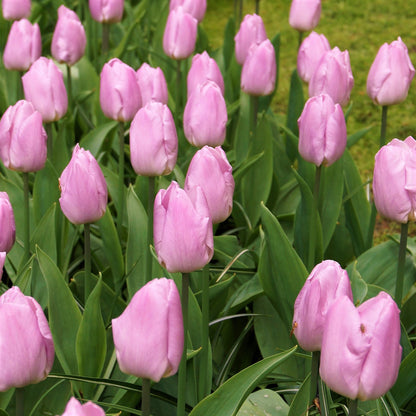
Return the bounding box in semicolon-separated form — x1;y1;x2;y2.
236;389;289;416
346;125;373;148
79;121;118;158
391;346;416;407
31;203;57;264
222;17;236;70
288;375;310;416
234;92;251;164
348;261;368;305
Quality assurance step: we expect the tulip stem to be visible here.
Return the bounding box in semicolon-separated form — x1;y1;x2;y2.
255;0;260;14
348;399;358;416
250;95;259;140
176;60;182;125
23;172;30;264
309;351;320;406
102;23;110;54
141;378;151;416
298;31;304;50
117;122;125;237
146;176;155;283
66;64;73;111
16;387;24;416
199;264;210;400
45;123;53;160
177;272;190;416
395;221;408;307
17;71;24;101
84;223;91;302
313;165;322;209
380;105;388;148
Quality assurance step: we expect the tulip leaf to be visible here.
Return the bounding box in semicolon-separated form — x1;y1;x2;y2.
234;92;251;164
236;389;289;416
288;374;310;416
79;121;118;158
390;346;416;407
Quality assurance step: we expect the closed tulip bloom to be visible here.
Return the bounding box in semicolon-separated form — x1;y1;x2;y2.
89;0;124;23
234;14;267;65
163;6;197;60
112;278;183;382
136;63;168;106
170;0;206;22
185;146;234;224
0;286;54;391
3;19;41;72
61;397;105;416
373;136;416;223
130;102;178;176
184;80;227;147
100;58;141;122
0;100;47;172
59;144;108;225
292;260;352;352
2;0;30;20
154;181;214;273
298;94;347;167
297;31;330;83
0;193;16;253
51;5;86;66
320;292;402;401
289;0;321;32
187;51;225;98
309;47;354;106
22;57;68;123
367;37;415;106
241;39;277;96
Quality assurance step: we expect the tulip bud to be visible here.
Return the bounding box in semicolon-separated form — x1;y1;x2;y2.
0;252;5;281
187;51;225;98
309;47;354;106
136;63;168;106
112;278;183;382
0;193;16;253
100;58;141;122
61;397;105;416
51;5;86;66
184;146;234;224
89;0;124;23
367;37;415;106
170;0;206;22
163;6;198;60
241;39;276;96
184;80;227;147
154;181;214;273
297;31;330;83
0;100;47;172
320;292;402;401
0;286;54;391
297;94;347;167
234;14;267;65
289;0;321;32
59;144;108;225
130;102;178;176
22;57;68;123
2;0;30;20
3;19;41;72
373;136;416;223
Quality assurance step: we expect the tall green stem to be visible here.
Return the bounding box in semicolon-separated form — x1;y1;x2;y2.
23;172;30;263
176;60;182;126
141;378;151;416
250;95;259;139
348;399;358;416
17;71;24;101
117;122;125;237
313;165;322;208
102;23;110;54
395;222;408;307
84;223;91;303
16;387;24;416
199;264;210;400
380;105;388;148
255;0;260;14
298;31;304;50
66;64;73;111
146;176;155;283
45;123;53;159
309;351;320;405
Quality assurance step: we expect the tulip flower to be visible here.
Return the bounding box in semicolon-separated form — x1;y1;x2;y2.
367;37;415;106
170;0;206;22
51;5;86;66
289;0;321;32
187;51;225;98
59;144;108;225
320;292;402;401
61;397;105;416
3;19;41;72
309;47;354;106
241;39;277;96
100;58;141;122
154;181;214;273
184;80;227;147
292;260;353;352
0;193;16;253
130;102;178;176
22;57;68;123
298;94;347;167
0;100;47;172
2;0;30;20
136;63;168;106
0;286;54;391
234;13;267;65
112;278;183;382
184;146;234;224
297;31;330;83
163;6;197;60
89;0;124;23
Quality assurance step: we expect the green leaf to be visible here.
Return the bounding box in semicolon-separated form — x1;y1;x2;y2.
349;261;368;305
31;203;57;264
288;374;310;416
236;389;289;416
79;121;118;158
390;346;416;407
234;92;251;164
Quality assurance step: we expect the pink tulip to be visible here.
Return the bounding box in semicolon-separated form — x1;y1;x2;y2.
89;0;124;23
241;39;276;96
297;31;330;83
0;286;54;391
130;102;178;176
3;19;41;72
309;47;354;106
234;14;267;65
289;0;321;32
373;136;416;223
184;80;227;147
184;146;234;224
292;260;353;352
112;278;183;382
51;5;86;66
61;397;105;416
136;63;168;106
170;0;206;22
59;144;108;225
154;181;213;273
2;0;30;20
163;6;197;60
0;253;5;281
367;37;415;106
187;51;225;98
320;292;402;401
298;94;347;167
22;57;68;123
0;193;15;253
